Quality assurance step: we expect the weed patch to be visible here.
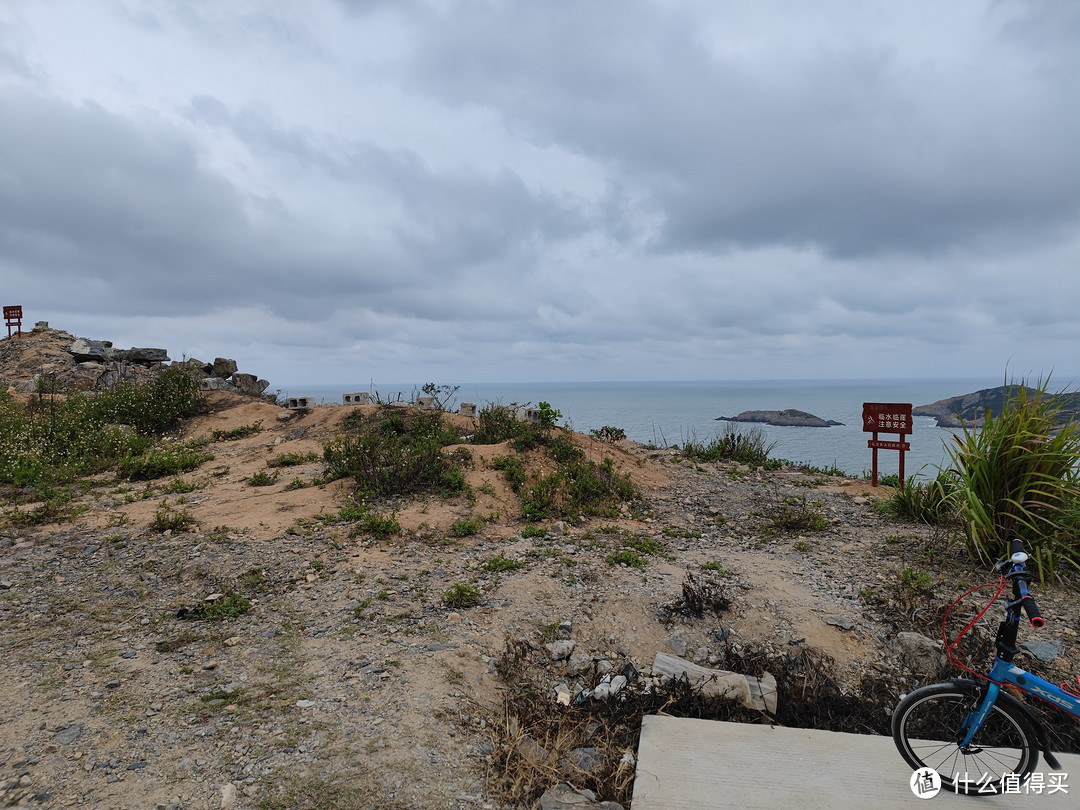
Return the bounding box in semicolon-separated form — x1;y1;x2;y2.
176;589;250;621
248;470;279;487
151;501;196;533
116;442;214;481
211;421;262;441
443;582;481;609
764;492;828;533
267;451;320;468
483;554;526;573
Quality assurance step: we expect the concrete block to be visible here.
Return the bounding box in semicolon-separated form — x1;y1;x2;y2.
343;392;370;405
459;402;477;417
417;396;438;410
287;396;314;410
199;377;232;391
517;407;541;423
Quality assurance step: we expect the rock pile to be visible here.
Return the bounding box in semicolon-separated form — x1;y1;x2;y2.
0;323;269;396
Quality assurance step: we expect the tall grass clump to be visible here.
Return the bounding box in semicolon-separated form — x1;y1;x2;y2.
681;424;779;468
877;471;960;527
946;378;1080;579
321;407;467;498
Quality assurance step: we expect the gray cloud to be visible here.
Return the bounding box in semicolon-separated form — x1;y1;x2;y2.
400;0;1080;258
1;0;1078;384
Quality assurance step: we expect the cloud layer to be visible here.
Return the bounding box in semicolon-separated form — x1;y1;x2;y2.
1;0;1078;384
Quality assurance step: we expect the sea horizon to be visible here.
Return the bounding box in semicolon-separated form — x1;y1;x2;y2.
273;376;1012;479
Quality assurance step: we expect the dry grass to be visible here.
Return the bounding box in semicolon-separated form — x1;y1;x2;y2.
481;635;909;807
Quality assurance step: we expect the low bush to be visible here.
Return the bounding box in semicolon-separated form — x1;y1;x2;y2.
211;421;262;441
248;470;278;487
152;501;196;533
449;516;485;537
471;403;543;447
267;451;320;468
492;455;527;492
443;582;481;608
322;408;467;498
117;443;214;481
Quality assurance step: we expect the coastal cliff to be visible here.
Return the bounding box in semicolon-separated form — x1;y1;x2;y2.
914;385;1080;428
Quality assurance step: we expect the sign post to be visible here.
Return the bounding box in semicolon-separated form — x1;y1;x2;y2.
3;306;22;338
863;402;912;488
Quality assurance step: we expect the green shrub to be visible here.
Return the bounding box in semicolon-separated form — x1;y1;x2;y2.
83;364;208;436
483;554;526;573
212;421;262;441
117;443;214;481
0;366;205;489
248;470;279;487
471;403;543;447
449;516;484;537
492;455;527;492
521;455;636;522
443;582;481;609
322;408;466;498
267;451;320;468
360;511;401;539
589;425;627;443
605;548;647;570
178;589;250;621
945;378;1080;578
536;402;562;429
766;494;827;533
152;501;196;532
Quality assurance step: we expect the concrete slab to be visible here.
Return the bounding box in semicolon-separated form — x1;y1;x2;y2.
632;716;1078;808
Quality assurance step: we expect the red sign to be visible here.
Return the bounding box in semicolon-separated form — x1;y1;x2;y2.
862;402;912;434
3;305;22;338
868;440;911;451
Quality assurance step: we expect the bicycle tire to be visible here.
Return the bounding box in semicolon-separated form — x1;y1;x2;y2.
893;682;1038;795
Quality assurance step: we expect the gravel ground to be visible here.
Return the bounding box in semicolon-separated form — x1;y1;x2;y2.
3;431;1078;810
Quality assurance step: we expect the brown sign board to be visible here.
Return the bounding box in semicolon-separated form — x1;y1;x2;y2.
3;306;21;319
868;439;911;451
862;402;912;434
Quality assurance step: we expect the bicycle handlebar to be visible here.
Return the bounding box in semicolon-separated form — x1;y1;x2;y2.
1008;539;1044;629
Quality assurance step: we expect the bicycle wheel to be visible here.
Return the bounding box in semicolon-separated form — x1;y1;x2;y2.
893;683;1038;795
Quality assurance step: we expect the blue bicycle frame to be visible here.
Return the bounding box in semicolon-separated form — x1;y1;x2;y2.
961;663;1080;750
957;543;1080;762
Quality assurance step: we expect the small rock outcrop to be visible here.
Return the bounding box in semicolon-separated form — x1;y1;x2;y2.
716;409;843;427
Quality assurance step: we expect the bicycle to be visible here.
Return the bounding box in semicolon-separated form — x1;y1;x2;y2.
892;539;1079;794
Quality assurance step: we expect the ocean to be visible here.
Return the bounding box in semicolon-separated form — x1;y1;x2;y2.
276;378;1006;479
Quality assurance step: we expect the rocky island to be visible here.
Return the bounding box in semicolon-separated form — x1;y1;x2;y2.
716;408;844;427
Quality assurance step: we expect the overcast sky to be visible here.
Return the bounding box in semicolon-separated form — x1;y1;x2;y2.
1;1;1078;387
